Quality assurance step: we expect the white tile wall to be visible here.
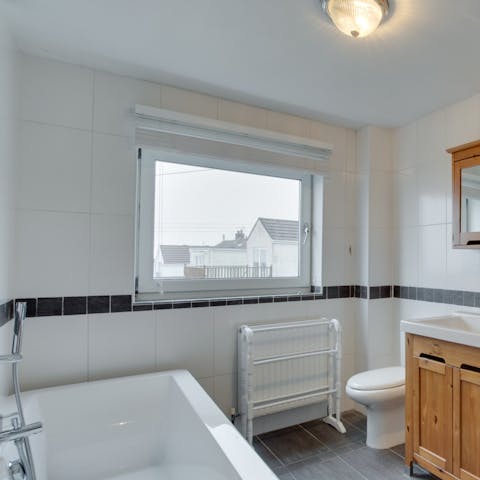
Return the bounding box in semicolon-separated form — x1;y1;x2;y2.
393;168;418;227
310;121;348;171
323;171;347;229
369;228;393;285
89;311;156;381
91;134;136;215
18;122;92;212
161;85;218;119
0;19;17;396
266;110;310;137
20;55;94;130
89;214;135;295
12;53;401;420
393;226;418;286
218;99;267;129
392;92;480;359
393;123;417;172
444;94;480;148
156;307;214;379
322;228;347;285
370;172;393;228
93;70;161;137
15;210;90;297
417;158;447;226
21;315;88;390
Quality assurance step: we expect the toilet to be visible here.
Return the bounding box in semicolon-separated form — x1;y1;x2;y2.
346;366;405;449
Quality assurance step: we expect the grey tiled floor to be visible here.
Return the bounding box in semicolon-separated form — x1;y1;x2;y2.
253;410;438;480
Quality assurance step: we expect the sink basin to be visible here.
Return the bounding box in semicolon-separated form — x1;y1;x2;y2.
401;312;480;348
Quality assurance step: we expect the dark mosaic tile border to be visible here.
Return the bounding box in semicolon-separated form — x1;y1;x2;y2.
4;284;480;322
0;285;398;321
0;286;346;320
394;285;480;307
0;300;13;327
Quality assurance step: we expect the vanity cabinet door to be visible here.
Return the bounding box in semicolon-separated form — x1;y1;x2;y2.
413;357;453;473
453;368;480;480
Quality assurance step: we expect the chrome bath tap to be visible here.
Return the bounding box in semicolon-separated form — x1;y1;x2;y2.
0;302;42;480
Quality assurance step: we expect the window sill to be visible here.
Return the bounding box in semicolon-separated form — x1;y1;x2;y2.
133;289;324;311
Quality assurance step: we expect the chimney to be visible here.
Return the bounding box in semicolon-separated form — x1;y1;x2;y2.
235;229;245;242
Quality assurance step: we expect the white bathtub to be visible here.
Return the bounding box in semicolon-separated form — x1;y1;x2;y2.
1;370;278;480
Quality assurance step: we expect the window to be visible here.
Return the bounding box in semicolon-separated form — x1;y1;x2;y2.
136;149;312;297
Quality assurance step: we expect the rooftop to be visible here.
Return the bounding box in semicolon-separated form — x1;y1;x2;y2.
257;218;299;242
159;245;190;265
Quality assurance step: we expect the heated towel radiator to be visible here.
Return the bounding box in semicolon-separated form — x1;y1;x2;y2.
237;318;346;443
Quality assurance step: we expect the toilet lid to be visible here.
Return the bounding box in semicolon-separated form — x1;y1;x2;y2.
347;367;405;391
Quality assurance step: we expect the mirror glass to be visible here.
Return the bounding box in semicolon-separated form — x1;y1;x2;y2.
461;165;480;232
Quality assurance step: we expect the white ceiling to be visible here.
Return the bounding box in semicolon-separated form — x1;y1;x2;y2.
3;0;480;128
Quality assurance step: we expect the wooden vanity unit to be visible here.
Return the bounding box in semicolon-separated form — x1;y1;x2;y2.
405;333;480;480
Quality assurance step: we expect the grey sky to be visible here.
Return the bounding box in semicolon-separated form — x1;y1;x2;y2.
154;160;300;247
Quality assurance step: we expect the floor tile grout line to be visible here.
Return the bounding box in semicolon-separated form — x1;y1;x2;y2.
298;423;334;452
341;417;366;434
264;424;339;469
389;447;404;460
336;454;370;480
254;435;286;468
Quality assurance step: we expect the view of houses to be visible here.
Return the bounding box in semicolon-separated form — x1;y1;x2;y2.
154;218;299;279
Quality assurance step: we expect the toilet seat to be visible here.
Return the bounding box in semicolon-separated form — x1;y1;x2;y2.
347;366;405;391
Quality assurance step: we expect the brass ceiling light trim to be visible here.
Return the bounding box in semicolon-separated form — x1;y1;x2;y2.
322;0;389;38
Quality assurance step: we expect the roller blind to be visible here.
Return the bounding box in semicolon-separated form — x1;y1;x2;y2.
135;105;332;174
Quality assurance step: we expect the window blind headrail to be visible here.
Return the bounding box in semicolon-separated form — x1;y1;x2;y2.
135;105;332;167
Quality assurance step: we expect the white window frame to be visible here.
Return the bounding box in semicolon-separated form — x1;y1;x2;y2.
135;148;312;298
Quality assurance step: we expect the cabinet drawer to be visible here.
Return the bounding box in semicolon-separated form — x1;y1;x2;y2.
413;336;480;370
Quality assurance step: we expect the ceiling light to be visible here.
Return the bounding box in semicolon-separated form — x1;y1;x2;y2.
322;0;389;38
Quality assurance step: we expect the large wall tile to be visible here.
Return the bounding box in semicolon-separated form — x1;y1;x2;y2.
88;311;156;380
369;126;392;172
322;171;346;228
354;173;369;229
369;228;392;285
89;214;134;294
445;223;480;290
310;121;347;172
214;373;235;415
21;315;88;390
218;99;267;129
266;110;310;137
20;54;93;130
15;210;90;297
367;300;395;360
93;70;161;136
370;172;393;228
161;85;218;119
418;224;447;288
416;109;446;165
91;134;136;215
393;226;418;286
322;228;346;285
393;168;418;227
417;159;447;226
18;122;91;212
392;123;417;172
445;94;480;148
354;228;369;285
156;307;214;379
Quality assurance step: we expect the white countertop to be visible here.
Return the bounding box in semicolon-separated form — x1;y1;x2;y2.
400;312;480;349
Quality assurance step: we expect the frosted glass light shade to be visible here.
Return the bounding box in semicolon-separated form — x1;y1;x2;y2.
324;0;388;38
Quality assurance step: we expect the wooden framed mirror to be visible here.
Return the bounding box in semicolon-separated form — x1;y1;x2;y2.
448;140;480;248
